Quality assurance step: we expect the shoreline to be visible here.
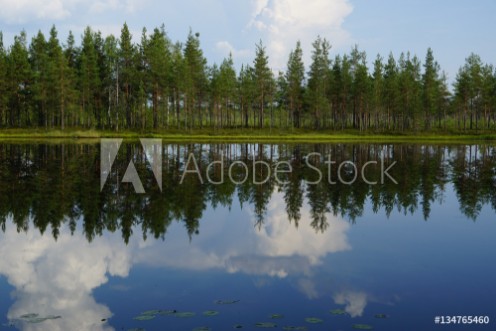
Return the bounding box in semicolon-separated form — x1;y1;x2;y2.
0;129;496;143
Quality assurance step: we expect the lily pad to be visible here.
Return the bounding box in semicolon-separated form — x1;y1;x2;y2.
158;310;177;316
330;309;347;315
255;322;277;328
141;310;161;316
374;314;387;319
193;327;211;331
270;314;284;319
44;315;62;320
352;324;373;330
214;299;240;305
304;317;323;324
174;312;196;318
133;315;155;321
203;310;219;316
282;327;308;330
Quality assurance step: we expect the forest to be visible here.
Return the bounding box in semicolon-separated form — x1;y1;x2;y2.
0;23;495;132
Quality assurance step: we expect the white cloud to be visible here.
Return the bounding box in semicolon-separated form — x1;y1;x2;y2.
0;222;134;331
298;278;319;299
334;291;368;317
216;41;252;61
248;0;354;70
0;0;72;22
136;192;351;278
0;0;140;23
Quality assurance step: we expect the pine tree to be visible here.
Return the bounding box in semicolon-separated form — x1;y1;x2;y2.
286;41;305;128
307;36;331;129
29;30;49;127
0;32;7;127
170;42;185;128
350;45;369;130
80;27;101;127
371;54;384;129
47;25;72;129
64;31;79;127
7;31;32;127
209;63;221;127
466;53;482;130
119;23;135;128
103;34;119;129
384;53;398;130
184;30;207;128
218;53;237;127
397;53;422;130
144;26;171;129
238;64;256;128
276;71;288;128
253;40;273;128
422;48;440;129
454;65;471;130
480;64;495;128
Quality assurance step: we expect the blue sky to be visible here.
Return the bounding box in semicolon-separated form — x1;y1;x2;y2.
0;0;494;83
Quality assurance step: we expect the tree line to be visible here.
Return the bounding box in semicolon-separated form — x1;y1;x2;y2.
0;24;495;131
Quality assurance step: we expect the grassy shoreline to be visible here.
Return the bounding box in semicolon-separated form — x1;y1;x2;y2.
0;128;496;143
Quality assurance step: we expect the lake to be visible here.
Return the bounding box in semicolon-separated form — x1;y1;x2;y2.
0;142;495;331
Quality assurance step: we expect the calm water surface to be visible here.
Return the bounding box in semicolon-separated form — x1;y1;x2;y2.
0;142;495;331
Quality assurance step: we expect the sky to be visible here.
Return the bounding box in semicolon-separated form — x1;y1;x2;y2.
0;0;495;84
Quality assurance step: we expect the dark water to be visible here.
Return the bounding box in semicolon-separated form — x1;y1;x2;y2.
0;142;495;331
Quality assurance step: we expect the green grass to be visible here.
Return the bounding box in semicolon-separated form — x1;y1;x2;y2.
0;127;495;143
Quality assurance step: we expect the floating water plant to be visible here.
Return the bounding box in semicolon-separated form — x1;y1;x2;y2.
233;324;243;328
16;314;62;324
270;314;284;319
133;315;155;321
158;310;177;316
374;314;387;319
127;328;145;331
304;317;323;324
352;324;373;330
330;309;347;315
203;310;219;316
282;326;308;330
255;322;277;328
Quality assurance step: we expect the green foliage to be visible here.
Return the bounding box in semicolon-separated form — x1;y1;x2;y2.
307;36;331;129
0;24;494;132
286;41;305;128
253;40;274;128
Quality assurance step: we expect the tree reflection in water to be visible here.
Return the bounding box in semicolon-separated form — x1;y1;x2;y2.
0;142;494;243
